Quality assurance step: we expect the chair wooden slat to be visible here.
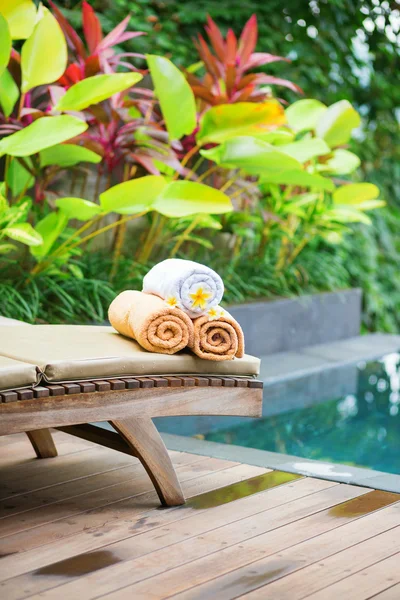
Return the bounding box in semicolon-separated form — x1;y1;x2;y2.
33;386;50;398
62;383;81;395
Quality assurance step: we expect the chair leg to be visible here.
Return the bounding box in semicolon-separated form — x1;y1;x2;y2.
110;417;185;507
26;429;58;458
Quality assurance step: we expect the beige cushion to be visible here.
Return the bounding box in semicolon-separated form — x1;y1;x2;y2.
0;316;30;326
0;356;40;391
0;325;260;384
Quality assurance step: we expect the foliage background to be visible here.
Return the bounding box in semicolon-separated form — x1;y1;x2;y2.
60;0;400;201
54;0;400;332
1;1;399;331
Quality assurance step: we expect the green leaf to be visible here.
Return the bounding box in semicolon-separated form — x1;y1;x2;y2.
153;181;232;217
324;207;371;225
147;54;196;141
31;211;68;258
282;193;319;213
3;222;43;246
100;175;167;215
0;242;17;254
0;13;11;76
40;144;102;168
0;190;8;212
254;129;295;145
197;101;286;144
201;136;302;176
55;73;143;112
316;100;361;148
261;169;335;191
21;6;67;93
0;196;32;227
280;138;331;163
6;158;33;196
0;68;19;117
0;115;88;157
321;149;361;175
55;197;102;221
285;99;327;132
67;263;84;279
333;183;380;206
1;0;36;39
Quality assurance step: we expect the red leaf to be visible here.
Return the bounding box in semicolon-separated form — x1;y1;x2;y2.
131;153;160;175
82;1;103;54
204;15;226;61
231;87;255;103
242;52;289;71
58;62;84;87
238;14;257;65
195;35;220;80
254;74;303;94
48;0;86;58
226;29;237;64
96;15;144;51
191;85;218;105
236;73;258;90
225;63;237;98
84;54;101;77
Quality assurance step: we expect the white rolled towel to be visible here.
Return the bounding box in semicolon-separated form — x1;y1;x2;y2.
142;258;224;318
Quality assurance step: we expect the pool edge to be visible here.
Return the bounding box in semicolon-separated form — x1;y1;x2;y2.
162;433;400;494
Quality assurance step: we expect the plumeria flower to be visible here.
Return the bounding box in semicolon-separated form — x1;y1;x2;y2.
207;306;225;320
165;296;180;308
189;286;212;310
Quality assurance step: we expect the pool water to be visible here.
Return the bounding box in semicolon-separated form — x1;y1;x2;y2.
204;353;400;475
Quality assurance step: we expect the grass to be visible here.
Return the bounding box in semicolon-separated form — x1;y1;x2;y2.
1;206;400;331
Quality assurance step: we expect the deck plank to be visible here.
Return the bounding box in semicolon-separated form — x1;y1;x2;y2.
0;458;248;555
223;515;400;600
302;551;400;600
96;488;397;600
0;463;267;585
16;479;354;600
0;479;332;597
0;451;208;521
0;454;211;538
0;447;137;501
369;583;400;599
1;433;398;600
0;431;95;469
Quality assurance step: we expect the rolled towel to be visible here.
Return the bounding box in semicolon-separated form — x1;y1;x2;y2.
108;290;194;355
142;258;224;319
190;308;245;361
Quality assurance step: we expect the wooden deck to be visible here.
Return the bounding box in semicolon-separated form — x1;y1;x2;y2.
1;431;400;599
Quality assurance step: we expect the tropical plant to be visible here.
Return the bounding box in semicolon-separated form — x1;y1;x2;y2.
187;14;302;108
0;1;243;279
0;2;386;329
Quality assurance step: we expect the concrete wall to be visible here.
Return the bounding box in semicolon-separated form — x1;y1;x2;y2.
228;288;362;356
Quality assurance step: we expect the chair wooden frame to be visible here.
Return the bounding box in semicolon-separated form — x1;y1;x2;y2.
0;375;263;506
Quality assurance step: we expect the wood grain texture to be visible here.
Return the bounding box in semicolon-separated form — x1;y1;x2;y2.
0;385;262;436
0;464;265;584
0;430;397;600
25;429;58;459
111;417;185;506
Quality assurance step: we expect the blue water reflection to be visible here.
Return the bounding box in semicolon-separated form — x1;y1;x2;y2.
205;353;400;474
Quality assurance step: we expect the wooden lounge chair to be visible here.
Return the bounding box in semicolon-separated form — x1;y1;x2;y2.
0;325;263;507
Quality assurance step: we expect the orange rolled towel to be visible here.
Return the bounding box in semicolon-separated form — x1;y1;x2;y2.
108;290;194;354
190;310;245;361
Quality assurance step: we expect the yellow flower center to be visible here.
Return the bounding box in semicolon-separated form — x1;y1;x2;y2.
166;296;178;308
207;307;219;320
189;287;212;309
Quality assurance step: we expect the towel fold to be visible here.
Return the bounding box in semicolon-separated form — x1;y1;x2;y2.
108;290;194;355
142;258;224;319
190;310;245;361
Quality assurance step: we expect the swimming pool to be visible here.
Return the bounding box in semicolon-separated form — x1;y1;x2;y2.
204;353;400;475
